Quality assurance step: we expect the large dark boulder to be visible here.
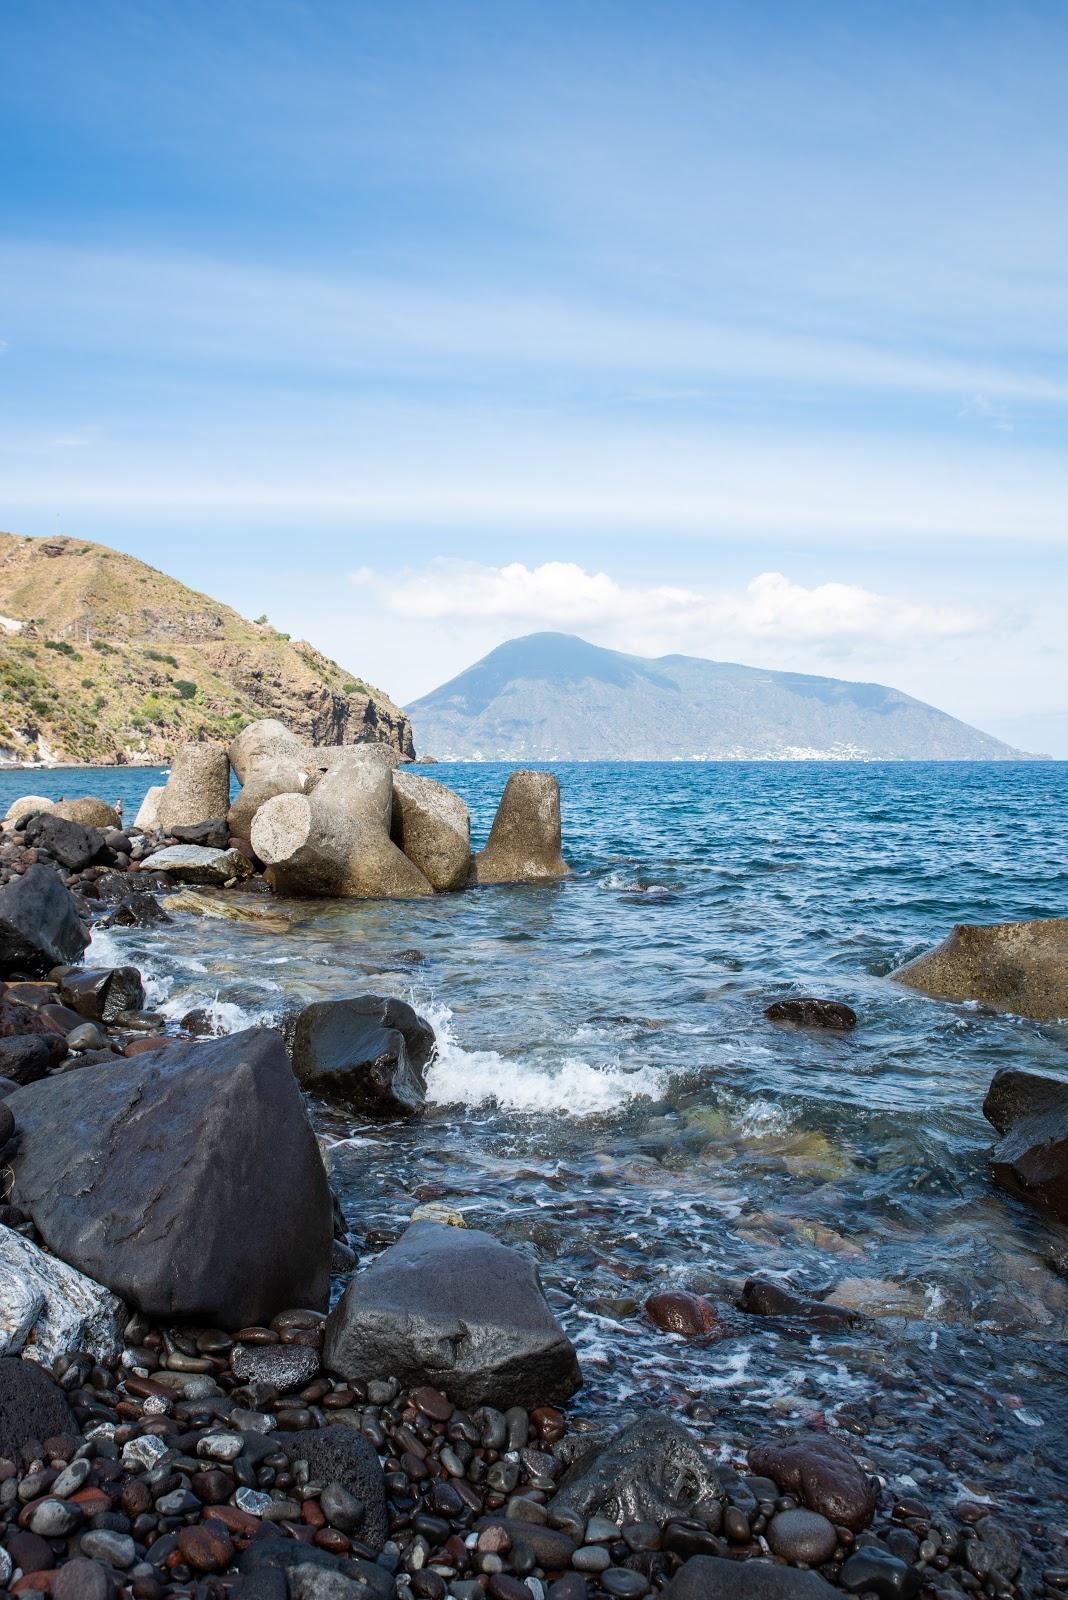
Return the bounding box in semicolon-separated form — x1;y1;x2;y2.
7;1026;332;1327
982;1067;1068;1222
548;1413;722;1528
663;1556;839;1600
892;918;1068;1022
291;995;435;1118
24;813;108;872
100;893;171;928
747;1431;875;1531
764;998;857;1031
323;1219;581;1408
57;966;145;1023
0;866;90;976
0;1356;78;1461
0;1034;65;1084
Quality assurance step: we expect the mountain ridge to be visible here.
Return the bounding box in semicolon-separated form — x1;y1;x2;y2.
0;531;413;766
409;631;1032;761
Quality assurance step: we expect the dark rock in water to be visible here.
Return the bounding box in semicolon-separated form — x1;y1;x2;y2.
180;1006;217;1036
764;997;857;1030
839;1547;919;1598
170;819;230;849
0;1033;66;1084
748;1431;875;1531
100;892;171;928
982;1067;1068;1223
89;870;139;905
892;917;1068;1021
0;865;90;974
57;966;145;1023
7;1025;332;1326
963;1518;1020;1581
662;1555;839;1600
549;1413;722;1529
24;813;108;872
739;1277;864;1330
0;1354;78;1461
243;1425;387;1548
644;1289;723;1338
323;1218;581;1408
291;994;436;1119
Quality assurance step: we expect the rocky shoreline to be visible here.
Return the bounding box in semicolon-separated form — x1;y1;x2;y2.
1;725;1067;1600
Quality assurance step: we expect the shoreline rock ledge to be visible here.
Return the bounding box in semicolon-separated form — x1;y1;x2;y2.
891;917;1068;1021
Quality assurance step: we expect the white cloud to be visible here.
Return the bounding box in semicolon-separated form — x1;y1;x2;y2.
350;560;985;653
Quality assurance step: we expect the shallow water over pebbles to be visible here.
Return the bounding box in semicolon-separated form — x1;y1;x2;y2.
9;759;1068;1557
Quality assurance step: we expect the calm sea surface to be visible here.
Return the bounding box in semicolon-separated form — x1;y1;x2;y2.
3;760;1068;1553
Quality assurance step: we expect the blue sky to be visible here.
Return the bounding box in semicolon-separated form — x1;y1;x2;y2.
2;1;1066;749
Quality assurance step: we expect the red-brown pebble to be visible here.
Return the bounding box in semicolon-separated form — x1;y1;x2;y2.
643;1288;723;1338
176;1523;234;1573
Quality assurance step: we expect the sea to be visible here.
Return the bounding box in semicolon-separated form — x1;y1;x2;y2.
3;760;1067;1557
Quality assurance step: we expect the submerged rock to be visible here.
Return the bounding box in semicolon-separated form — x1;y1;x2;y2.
748;1430;876;1531
764;997;857;1030
891;918;1068;1021
0;865;90;975
0;1227;126;1363
291;995;435;1118
472;770;568;885
7;1026;332;1326
983;1066;1068;1223
549;1413;722;1529
323;1219;581;1408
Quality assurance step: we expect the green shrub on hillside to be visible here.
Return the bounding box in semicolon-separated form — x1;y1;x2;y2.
174;679;197;700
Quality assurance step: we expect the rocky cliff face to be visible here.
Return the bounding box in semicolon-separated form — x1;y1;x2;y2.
409;631;1030;761
0;533;414;765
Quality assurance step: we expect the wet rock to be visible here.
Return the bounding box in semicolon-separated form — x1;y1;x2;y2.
52;797;121;830
156;741;231;831
472;771;568;885
99;892;170;928
140;843;253;885
7;1025;332;1326
644;1289;722;1337
390;771;471;891
23;813;108;872
663;1555;839;1600
549;1413;722;1528
475;1519;578;1569
764;998;857;1031
51;1557;115;1600
963;1518;1020;1581
839;1548;919;1598
291;994;436;1118
323;1218;581;1408
982;1066;1068;1222
892;917;1068;1021
738;1278;863;1330
0;1033;66;1085
766;1508;838;1564
0;864;90;975
253;750;433;899
238;1537;393;1600
748;1431;875;1531
823;1278;925;1320
57;966;145;1023
0;1226;125;1361
0;1353;77;1461
231;1341;320;1389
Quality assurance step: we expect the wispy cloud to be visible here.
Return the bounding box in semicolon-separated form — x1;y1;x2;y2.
350;560;986;655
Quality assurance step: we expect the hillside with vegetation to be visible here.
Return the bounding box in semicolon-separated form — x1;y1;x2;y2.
0;532;413;765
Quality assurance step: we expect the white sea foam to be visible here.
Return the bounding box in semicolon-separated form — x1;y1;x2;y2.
421;997;667;1116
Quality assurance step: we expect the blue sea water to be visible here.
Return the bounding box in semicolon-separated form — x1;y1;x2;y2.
3;760;1067;1551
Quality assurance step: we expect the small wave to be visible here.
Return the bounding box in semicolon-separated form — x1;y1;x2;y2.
421;998;667;1116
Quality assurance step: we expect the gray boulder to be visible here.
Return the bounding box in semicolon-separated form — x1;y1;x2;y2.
229;719;303;785
133;785;165;831
0;1227;126;1363
0;1354;78;1461
291;995;435;1118
323;1219;581;1408
23;813;107;871
52;797;121;830
549;1412;722;1528
252;752;432;899
140;844;253;886
156;741;231;831
7;1026;332;1326
3;796;55;826
983;1066;1068;1222
892;918;1068;1021
663;1556;839;1600
391;772;471;891
472;770;568;885
229;753;313;840
0;865;90;975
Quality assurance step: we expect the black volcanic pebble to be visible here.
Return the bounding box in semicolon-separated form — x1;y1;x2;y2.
840;1547;919;1598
